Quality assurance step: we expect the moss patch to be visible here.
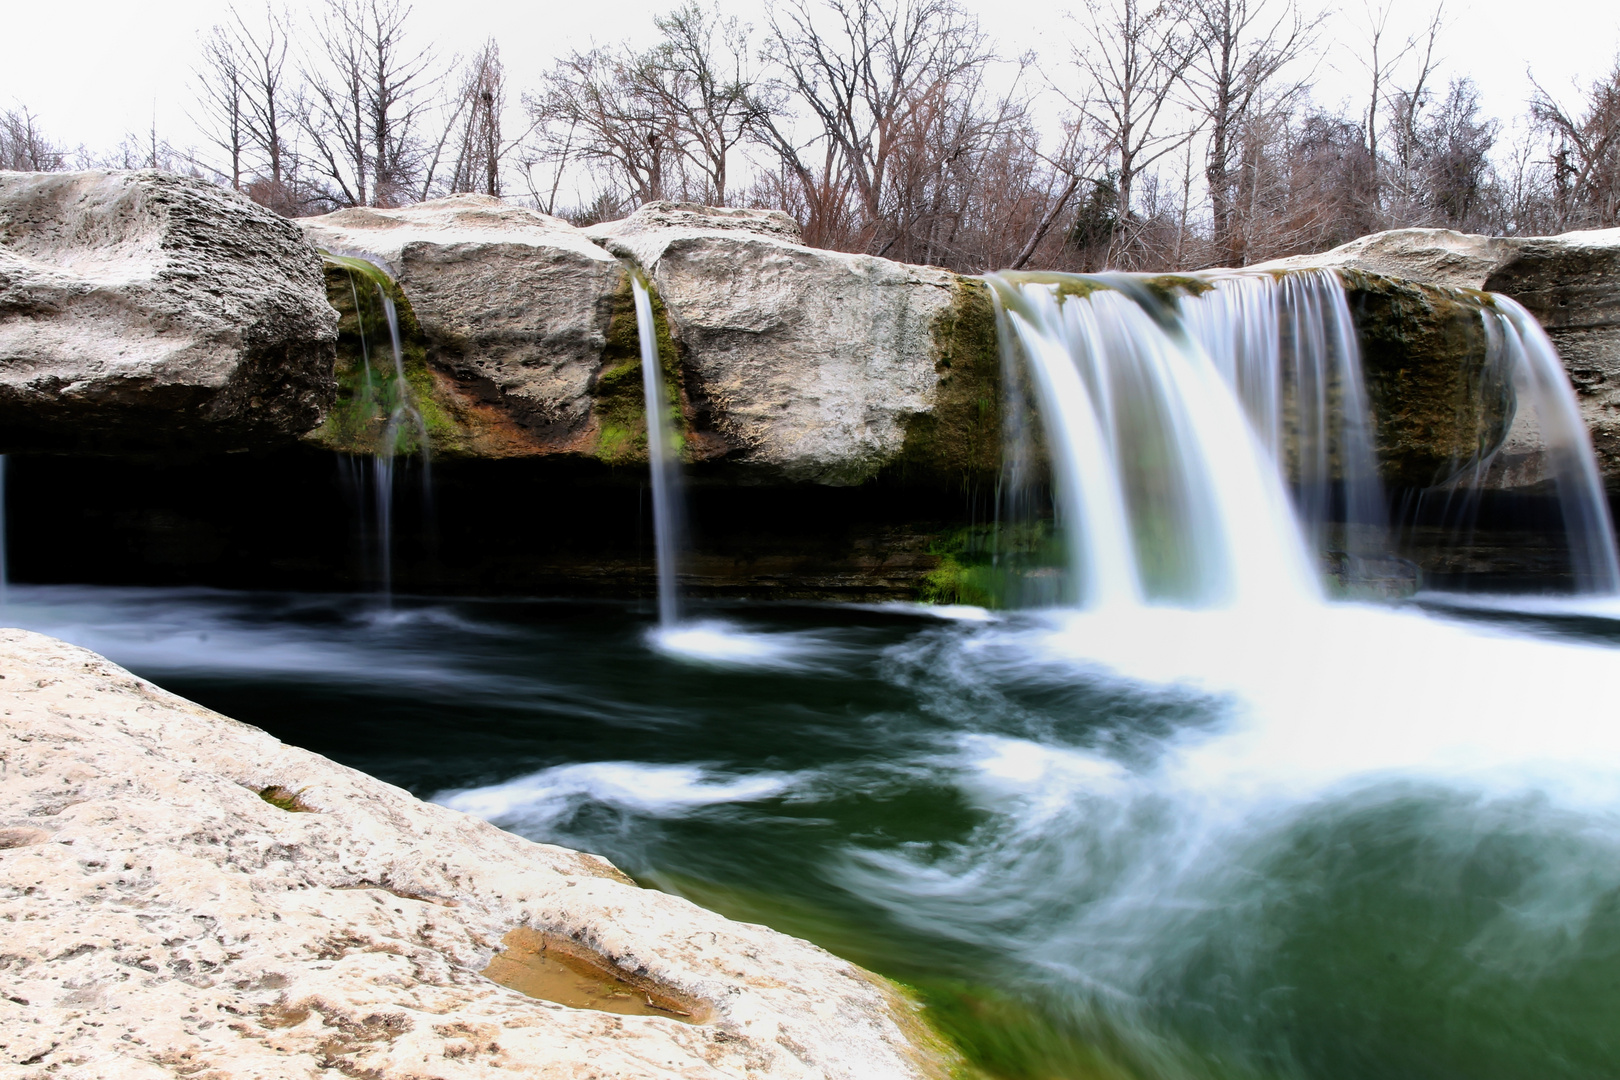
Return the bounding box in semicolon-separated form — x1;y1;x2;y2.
589;270;688;466
1339;268;1514;489
258;785;316;812
306;256;458;457
919;521;1064;608
892;278;1004;488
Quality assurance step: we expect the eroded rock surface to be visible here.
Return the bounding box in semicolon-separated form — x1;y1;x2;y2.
0;170;336;452
300;195;628;453
590;202;991;485
0;629;953;1079
1261;227;1620;488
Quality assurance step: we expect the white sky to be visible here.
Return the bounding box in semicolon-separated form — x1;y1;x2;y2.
2;0;1616;170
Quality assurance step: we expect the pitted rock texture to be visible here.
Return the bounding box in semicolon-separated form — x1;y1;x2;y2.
0;629;953;1080
0;170;337;452
590;202;964;485
1260;227;1620;489
300;194;628;451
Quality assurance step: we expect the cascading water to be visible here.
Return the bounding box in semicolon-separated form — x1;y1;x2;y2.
1405;297;1620;595
329;256;433;598
371;285;432;597
988;272;1322;609
632;276;685;628
989;269;1619;604
1486;298;1620;592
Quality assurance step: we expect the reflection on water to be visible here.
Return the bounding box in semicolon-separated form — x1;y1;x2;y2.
5;584;1620;1079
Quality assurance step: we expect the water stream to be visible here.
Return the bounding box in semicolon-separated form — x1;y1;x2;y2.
332;261;433;598
632;276;684;627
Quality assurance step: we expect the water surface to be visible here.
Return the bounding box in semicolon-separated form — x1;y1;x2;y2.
6;584;1620;1080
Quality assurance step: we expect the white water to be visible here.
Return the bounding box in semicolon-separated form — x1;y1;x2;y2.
332;261;433;597
633;277;685;628
989;274;1320;609
1486;299;1620;592
989;270;1619;605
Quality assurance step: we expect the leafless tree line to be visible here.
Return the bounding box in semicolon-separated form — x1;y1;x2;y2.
4;0;1620;272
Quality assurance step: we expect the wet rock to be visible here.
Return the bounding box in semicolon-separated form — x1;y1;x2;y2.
0;170;337;452
0;628;957;1079
589;202;995;485
1260;226;1620;489
299;194;629;455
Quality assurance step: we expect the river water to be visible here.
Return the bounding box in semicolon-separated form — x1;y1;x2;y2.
7;583;1620;1079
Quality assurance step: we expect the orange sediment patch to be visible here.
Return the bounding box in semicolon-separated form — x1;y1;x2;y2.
482;927;708;1023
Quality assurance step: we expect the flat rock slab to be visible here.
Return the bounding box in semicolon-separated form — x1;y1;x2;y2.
0;170;336;453
0;629;951;1079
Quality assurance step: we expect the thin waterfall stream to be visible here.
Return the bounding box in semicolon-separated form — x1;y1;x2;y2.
633;276;684;627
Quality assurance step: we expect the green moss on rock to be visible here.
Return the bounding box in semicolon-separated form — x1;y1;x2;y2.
1338;268;1514;489
307;255;460;457
893;278;1003;488
590;270;688;466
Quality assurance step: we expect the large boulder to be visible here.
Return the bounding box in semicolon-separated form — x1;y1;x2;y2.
0;628;956;1078
589;202;999;486
300;195;629;456
0;170;337;452
1261;227;1620;490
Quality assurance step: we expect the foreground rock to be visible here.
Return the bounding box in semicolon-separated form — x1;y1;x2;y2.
589;203;998;485
0;629;953;1079
1261;226;1620;489
0;170;336;453
300;195;629;457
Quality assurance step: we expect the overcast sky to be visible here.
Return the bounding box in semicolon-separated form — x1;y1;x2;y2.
3;0;1616;166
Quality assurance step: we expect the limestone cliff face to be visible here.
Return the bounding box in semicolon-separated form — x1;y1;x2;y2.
1260;227;1620;491
0;628;955;1079
0;170;337;452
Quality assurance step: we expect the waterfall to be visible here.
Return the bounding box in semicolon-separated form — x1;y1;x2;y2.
989;272;1321;609
632;277;684;626
1482;299;1620;592
372;286;432;598
329;255;433;598
987;268;1618;607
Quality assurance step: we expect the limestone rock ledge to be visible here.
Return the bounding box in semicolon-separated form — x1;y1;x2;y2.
0;171;337;453
300;195;628;455
589;203;986;486
0;629;954;1080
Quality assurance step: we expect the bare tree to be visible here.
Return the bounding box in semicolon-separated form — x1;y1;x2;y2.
195;27;247;189
1065;0;1196;268
1186;0;1316;264
1531;58;1620;229
754;0;1002;252
448;39;507;196
641;4;760;204
194;6;305;212
300;0;447;208
527;44;683;206
0;106;71;172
